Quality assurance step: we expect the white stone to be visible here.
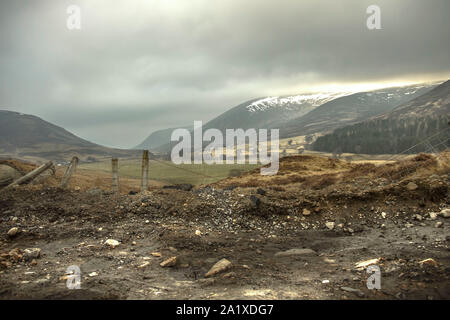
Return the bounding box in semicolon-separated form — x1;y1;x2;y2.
105;239;120;248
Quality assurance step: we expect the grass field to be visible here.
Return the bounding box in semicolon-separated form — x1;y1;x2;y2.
78;159;261;185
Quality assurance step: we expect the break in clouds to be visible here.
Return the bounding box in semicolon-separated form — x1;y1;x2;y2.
0;0;449;148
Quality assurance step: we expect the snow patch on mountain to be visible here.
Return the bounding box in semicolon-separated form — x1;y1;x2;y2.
245;92;350;113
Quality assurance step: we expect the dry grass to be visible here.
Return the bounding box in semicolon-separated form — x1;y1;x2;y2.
0;159;37;175
215;152;450;189
4;151;449;193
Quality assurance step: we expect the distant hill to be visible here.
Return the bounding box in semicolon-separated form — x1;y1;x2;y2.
279;82;440;139
0;110;140;162
312;80;450;154
135;125;193;150
151;92;349;153
202;92;348;133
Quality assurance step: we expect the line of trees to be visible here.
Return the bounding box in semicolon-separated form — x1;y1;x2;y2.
312;115;449;154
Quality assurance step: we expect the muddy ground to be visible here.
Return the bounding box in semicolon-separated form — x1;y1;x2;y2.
0;154;449;300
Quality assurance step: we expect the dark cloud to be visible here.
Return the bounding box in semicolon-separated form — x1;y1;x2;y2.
0;0;449;147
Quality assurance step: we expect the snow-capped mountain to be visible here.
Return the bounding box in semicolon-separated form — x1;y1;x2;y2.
245;92;349;113
148;91;351;152
142;82;441;153
280;82;442;138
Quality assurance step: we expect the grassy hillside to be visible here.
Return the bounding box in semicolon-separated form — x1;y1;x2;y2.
79;159;260;185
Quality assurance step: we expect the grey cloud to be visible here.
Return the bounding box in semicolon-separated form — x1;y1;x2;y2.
0;0;449;147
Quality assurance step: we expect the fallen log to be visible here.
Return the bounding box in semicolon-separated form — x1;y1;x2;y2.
3;161;54;189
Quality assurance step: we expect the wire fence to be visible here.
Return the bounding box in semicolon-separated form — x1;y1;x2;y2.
377;126;449;184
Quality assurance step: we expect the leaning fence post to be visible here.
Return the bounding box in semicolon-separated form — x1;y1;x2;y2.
141;150;149;192
60;156;79;189
112;158;119;193
3;161;54;190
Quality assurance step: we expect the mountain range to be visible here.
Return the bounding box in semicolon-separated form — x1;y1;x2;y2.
312;80;450;154
139;81;441;153
1;79;447;161
279;83;440;139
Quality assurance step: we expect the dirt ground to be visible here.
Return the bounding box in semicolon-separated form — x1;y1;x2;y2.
0;154;449;300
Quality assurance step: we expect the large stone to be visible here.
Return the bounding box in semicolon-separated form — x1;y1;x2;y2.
7;227;19;238
160;256;177;267
23;248;41;261
440;209;450;218
325;222;335;230
274;248;316;257
205;258;232;277
105;239;120;248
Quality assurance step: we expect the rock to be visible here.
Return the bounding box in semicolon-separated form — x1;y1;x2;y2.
137;262;150;269
435;221;443;228
249;195;260;207
302;208;311;216
195;230;202;236
274;248;316;257
89;272;98;277
7;227;19;238
205;258;232;278
340;286;365;298
151;252;162;257
406;182;418;191
419;258;438;267
429;212;438;220
440;209;450;218
7;248;22;262
105;239;120;248
325;221;335;230
355;258;380;270
23;248;41;261
381;212;387;219
256;188;266;196
222;272;237;279
160;256;177;267
414;214;423;221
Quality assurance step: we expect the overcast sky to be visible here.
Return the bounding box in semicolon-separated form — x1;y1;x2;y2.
0;0;449;148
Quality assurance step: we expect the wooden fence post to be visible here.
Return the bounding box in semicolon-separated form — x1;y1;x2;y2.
112;158;119;193
3;161;54;190
141;150;149;192
60;156;79;189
